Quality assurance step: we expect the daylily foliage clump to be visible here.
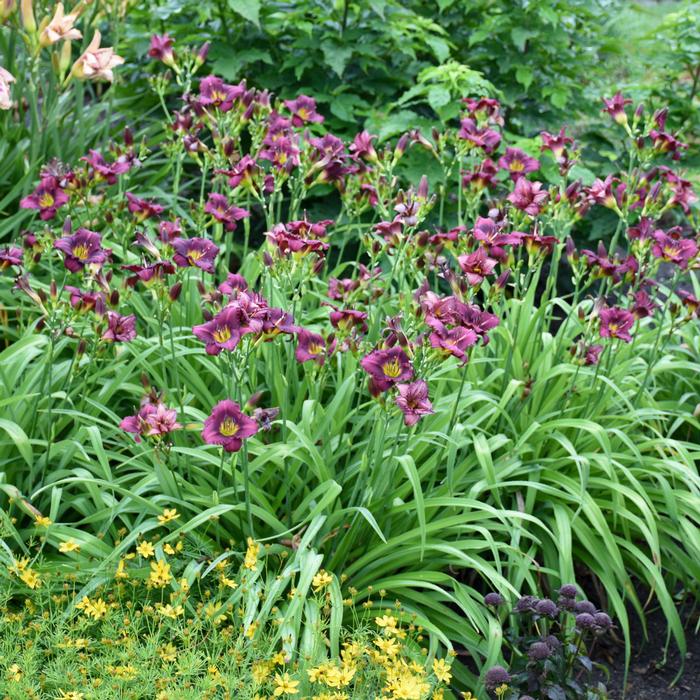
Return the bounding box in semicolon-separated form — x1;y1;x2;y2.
1;30;699;699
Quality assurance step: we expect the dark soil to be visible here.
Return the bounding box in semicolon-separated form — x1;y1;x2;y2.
596;601;700;699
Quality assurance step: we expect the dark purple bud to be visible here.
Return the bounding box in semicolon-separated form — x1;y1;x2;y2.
593;612;612;630
515;595;538;613
169;282;182;302
528;641;551;661
558;584;578;598
263;251;274;267
574;600;596;615
77;339;87;355
124;127;134;147
484;666;511;690
484;592;505;607
535;599;558;618
544;635;561;650
109;290;120;307
575;612;596;629
196;41;210;65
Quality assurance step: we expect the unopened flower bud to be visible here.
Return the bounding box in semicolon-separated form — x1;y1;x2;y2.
262;251;273;267
168;282;182;302
109;290;120;306
20;0;35;32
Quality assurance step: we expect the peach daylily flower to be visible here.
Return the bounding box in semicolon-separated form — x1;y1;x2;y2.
0;66;15;110
71;30;124;83
40;2;82;47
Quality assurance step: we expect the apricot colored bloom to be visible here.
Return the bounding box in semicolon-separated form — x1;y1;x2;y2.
136;540;155;558
273;672;300;696
0;66;14;110
58;539;80;553
203;400;258;452
72;30;124;82
40;2;82;47
158;508;179;525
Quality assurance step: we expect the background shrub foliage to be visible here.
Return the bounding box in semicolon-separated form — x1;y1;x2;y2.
1;1;699;699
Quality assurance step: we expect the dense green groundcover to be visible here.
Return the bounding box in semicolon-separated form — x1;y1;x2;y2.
1;2;699;700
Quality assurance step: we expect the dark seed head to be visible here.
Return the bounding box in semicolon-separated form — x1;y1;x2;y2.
528;641;551;661
574;600;596;615
484;665;511;690
535;598;559;618
575;612;596;629
484;592;505;607
558;584;578;598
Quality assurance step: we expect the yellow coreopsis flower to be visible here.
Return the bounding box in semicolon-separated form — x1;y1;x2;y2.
58;539;80;553
273;672;300;696
149;559;172;588
19;567;41;589
374;636;401;656
136;540;155;558
156;603;184;619
7;663;22;681
312;569;333;591
56;692;85;700
158;643;177;662
375;613;399;634
34;514;52;527
432;658;452;684
158;508;179;525
115;558;129;580
244;537;260;570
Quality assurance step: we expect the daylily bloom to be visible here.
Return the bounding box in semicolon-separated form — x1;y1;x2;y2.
39;2;82;47
395;380;434;426
218;155;260;190
540;128;574;160
457;247;498;286
599;307;634;343
267;223;329;257
283;94;324;127
601;92;632;125
428;322;478;363
0;246;23;270
498;148;540;181
462;158;499;190
122;261;175;287
328;307;368;334
349;131;378;162
192;306;249;354
295;329;335;365
204;193;250;231
71;31;124;82
120;402;181;442
507;179;548;216
0;66;15;110
202;399;257;452
587;175;619;210
64;286;105;314
20;177;69;220
172;237;219;273
651;229;697;269
472;217;523;260
158;219;183;243
148;34;175;66
102;312;137;342
360;347;413;396
458;118;501;153
198;76;245;111
631;290;657;319
82;150;132;183
462;97;503;125
126;193;164;221
54;228;107;272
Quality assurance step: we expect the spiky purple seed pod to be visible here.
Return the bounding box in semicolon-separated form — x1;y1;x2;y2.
535;598;558;618
484;666;511;690
574;600;596;615
594;612;612;630
575;612;596;629
528;641;551;661
558;584;578;598
515;595;538;613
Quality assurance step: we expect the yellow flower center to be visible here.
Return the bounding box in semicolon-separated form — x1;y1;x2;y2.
382;358;402;378
72;244;89;260
39;193;55;208
608;323;618;332
298;107;310;120
213;326;231;343
211;90;227;103
510;160;525;171
308;342;323;355
278;152;288;164
188;249;204;262
219;417;239;437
